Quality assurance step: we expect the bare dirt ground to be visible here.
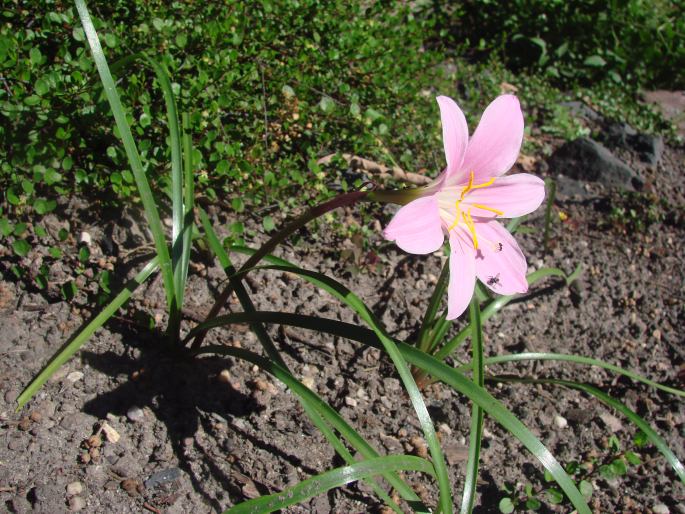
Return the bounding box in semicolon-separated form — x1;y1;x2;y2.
1;113;684;513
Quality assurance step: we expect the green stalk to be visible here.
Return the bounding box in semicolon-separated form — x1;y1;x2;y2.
416;261;449;353
460;298;485;513
75;0;175;312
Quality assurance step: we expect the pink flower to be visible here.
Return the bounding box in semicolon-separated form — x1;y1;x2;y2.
383;95;545;319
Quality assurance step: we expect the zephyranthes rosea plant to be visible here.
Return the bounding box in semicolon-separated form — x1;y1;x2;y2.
17;1;685;513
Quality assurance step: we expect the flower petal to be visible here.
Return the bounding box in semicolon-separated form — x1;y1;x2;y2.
383;195;444;254
447;230;476;320
473;221;528;295
462;95;524;181
465;174;546;219
437;96;469;183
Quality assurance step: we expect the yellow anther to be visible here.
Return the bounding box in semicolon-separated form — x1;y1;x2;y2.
471;203;504;216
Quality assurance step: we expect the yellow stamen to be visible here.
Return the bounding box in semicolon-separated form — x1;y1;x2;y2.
446;171;501;248
471;203;504;216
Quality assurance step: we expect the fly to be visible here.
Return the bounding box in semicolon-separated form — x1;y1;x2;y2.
487;273;501;287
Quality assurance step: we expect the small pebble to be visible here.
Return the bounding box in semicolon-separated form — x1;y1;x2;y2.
66;371;84;383
554;415;568;429
653;504;669;514
68;496;85;511
217;369;231;384
79;231;92;245
66;481;83;496
344;396;357;407
126;406;145;423
301;376;315;390
100;422;120;443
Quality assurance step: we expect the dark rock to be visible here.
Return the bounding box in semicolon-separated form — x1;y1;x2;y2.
628;133;664;165
604;121;637;147
144;467;182;489
549;138;643;191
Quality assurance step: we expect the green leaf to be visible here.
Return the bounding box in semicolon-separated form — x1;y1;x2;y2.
58;228;69;241
498;497;515;514
175;33;187;48
526;498;541;511
547;487;564;504
319;95;335;113
262;215;275;232
611;458;627;476
625;451;641;466
579;479;593;499
35;77;49;96
17;258;159;409
583;55;606;67
0;219;12;237
35;225;48;238
29;47;42;65
78;245;90;263
13;222;27;236
232;197;245;212
48;246;62;259
12;239;31;257
34;198;57;215
225;455;434;514
61;280;78;301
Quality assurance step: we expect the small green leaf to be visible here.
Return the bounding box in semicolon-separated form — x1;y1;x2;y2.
29;47;42;65
498;497;515;514
232;197;245;213
633;430;648;448
0;219;13;237
35;77;49;96
21;179;34;194
583;55;606;67
139;112;151;128
547;487;564;504
35;198;57;215
579;479;593;499
625;451;641;466
48;246;62;259
61;280;77;301
35;225;48;238
12;239;31;257
78;245;90;263
13;223;28;236
175;33;187;48
281;85;295;98
98;270;111;293
526;498;541;511
262;215;275;232
319;95;335;113
599;464;616;480
525;483;534;498
608;434;621;452
610;458;627;476
104;33;117;48
229;221;244;235
58;228;69;241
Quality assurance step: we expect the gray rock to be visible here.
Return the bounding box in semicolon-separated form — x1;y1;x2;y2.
144;467;182;489
629;133;664;165
549;138;643;191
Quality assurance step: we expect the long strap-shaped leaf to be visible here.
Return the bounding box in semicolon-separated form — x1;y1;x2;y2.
224;453;435;514
471;353;685;398
190;310;685;497
191;311;589;511
198;211;418;512
196;344;429;513
17;258;160;409
228;266;454;512
460;298;485;513
75;0;175;310
491;376;685;485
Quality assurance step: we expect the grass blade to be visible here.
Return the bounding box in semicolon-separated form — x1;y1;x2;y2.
17;257;159;409
75;0;175;311
224;455;435;514
492;376;685;485
416;261;449;353
460;298;485;513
